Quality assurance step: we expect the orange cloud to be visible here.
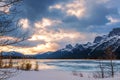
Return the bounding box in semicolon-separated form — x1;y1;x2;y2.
0;43;59;54
28;29;82;42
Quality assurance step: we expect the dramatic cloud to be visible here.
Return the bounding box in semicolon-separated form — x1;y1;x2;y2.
49;0;86;18
1;0;120;54
6;17;98;54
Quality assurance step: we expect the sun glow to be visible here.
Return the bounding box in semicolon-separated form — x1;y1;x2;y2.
0;42;59;55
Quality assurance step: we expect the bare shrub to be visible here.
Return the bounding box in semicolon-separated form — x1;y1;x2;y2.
105;46;116;77
0;0;29;79
25;62;32;71
72;71;78;76
72;71;84;77
34;61;39;71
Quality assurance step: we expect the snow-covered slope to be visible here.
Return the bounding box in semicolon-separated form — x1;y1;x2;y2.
2;51;24;58
89;28;120;55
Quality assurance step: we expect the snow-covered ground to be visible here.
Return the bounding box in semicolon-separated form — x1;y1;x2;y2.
9;70;120;80
4;59;120;80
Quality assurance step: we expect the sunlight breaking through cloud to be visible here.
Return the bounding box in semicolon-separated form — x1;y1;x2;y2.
34;18;61;29
1;0;119;54
49;0;86;18
0;17;99;54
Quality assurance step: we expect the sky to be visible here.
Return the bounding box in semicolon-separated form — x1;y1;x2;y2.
1;0;120;55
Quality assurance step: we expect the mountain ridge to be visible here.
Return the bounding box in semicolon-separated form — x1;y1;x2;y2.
35;28;120;59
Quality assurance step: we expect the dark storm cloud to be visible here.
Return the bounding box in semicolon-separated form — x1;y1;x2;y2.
20;0;120;29
20;0;120;39
61;2;119;32
23;0;69;21
22;0;119;30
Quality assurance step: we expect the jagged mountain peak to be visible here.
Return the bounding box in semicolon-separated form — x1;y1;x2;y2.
108;28;120;37
93;36;103;43
75;43;82;48
83;42;93;48
65;44;73;49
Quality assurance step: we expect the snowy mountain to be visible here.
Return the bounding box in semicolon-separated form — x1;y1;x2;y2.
2;51;24;58
35;28;120;59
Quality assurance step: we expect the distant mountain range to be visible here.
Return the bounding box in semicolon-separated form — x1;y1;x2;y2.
34;28;120;59
1;51;24;58
1;51;33;59
1;28;120;59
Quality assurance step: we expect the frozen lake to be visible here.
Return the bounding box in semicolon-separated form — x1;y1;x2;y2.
4;59;120;72
35;59;120;72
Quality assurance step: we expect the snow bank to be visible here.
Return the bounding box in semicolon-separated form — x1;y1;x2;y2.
9;70;120;80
